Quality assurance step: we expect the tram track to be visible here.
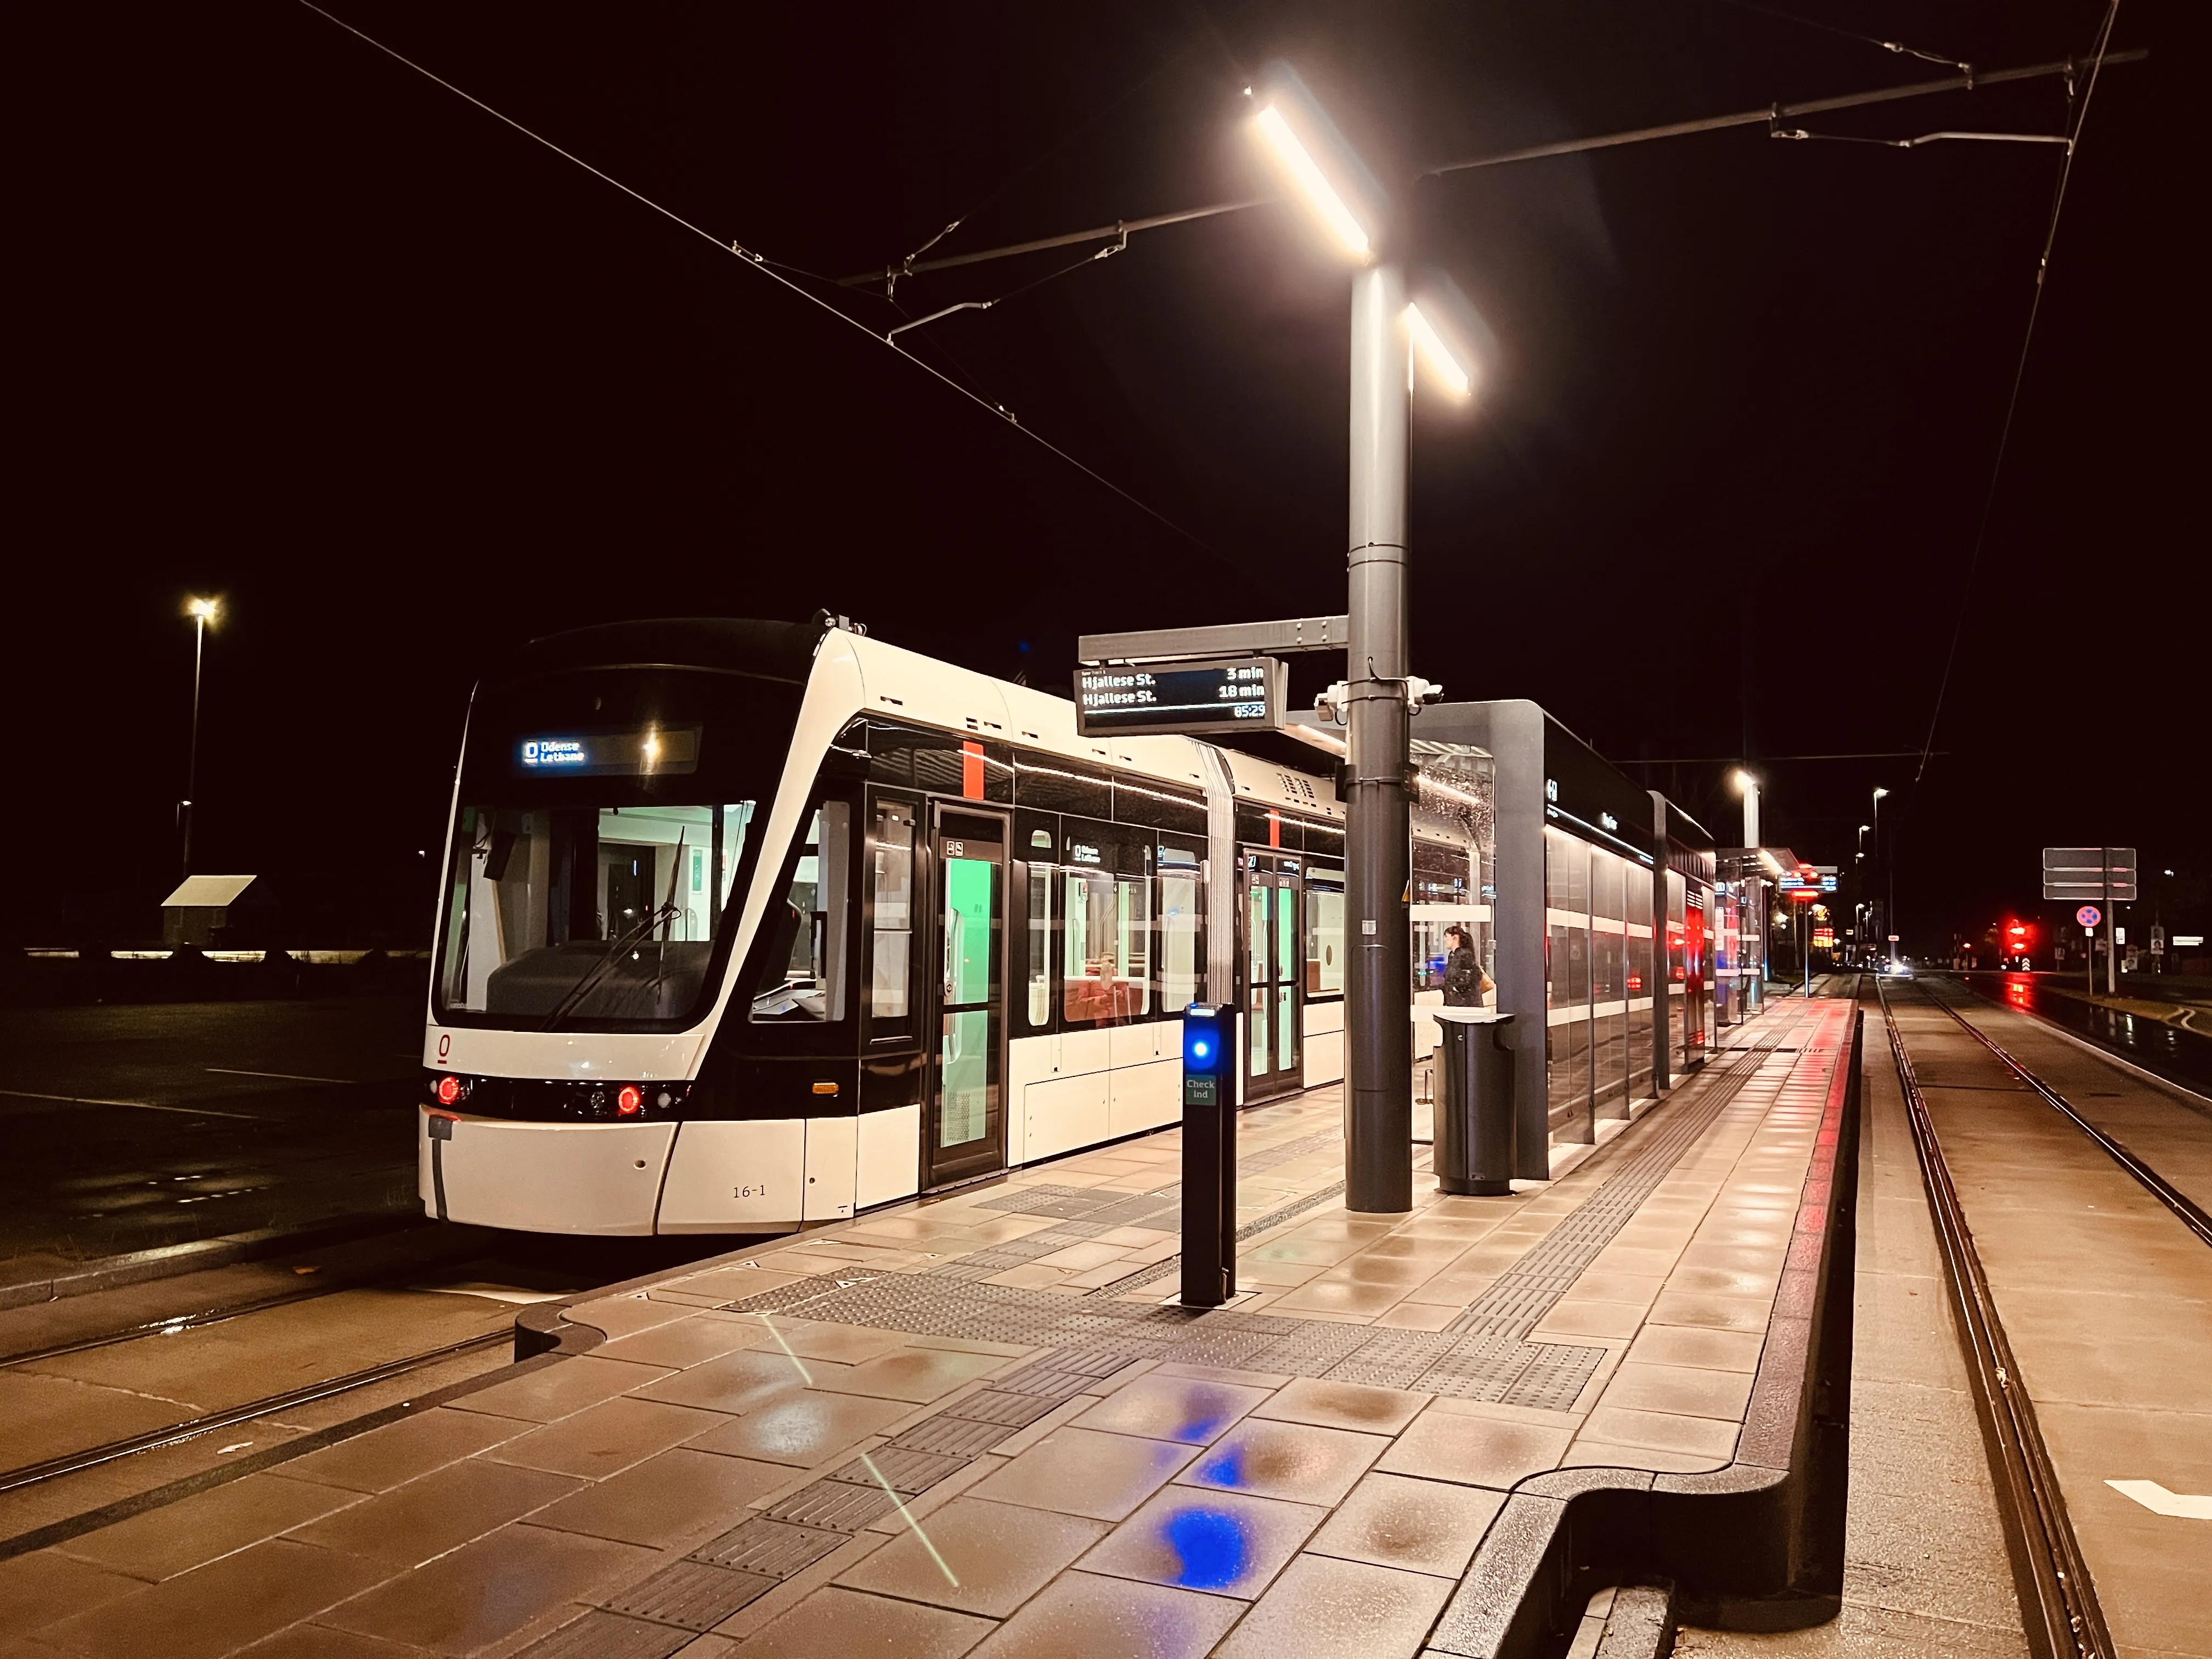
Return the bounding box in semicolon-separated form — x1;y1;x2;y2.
0;1328;511;1497
1876;976;2115;1659
1912;978;2212;1249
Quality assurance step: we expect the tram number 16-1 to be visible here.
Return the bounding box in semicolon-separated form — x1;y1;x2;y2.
732;1183;769;1199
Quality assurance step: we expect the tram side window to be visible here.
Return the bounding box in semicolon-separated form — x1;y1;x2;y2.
1160;850;1202;1014
1062;865;1150;1024
1028;863;1052;1026
867;800;915;1030
1306;873;1345;995
751;800;851;1022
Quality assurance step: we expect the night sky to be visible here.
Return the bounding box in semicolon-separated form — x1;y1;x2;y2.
14;2;2198;951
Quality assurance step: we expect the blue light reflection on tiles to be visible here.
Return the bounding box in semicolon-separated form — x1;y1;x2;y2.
1195;1442;1248;1488
1162;1505;1249;1590
1172;1389;1239;1442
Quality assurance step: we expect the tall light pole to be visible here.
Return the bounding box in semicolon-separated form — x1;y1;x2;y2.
182;596;220;875
1872;786;1892;967
1733;770;1765;1005
1249;74;1475;1214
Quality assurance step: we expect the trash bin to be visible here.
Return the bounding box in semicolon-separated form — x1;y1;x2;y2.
1433;1009;1515;1196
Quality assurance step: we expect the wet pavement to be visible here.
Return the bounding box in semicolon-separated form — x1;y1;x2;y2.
0;1001;1855;1657
0;996;425;1277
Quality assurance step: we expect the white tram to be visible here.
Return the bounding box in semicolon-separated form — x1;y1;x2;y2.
418;617;1372;1234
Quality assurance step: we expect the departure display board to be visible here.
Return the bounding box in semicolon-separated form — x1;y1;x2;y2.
1075;656;1284;738
514;726;699;777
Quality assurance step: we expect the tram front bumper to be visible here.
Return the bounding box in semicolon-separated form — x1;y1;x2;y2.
419;1108;675;1235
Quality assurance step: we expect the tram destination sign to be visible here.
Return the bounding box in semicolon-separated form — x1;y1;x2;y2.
1075;656;1286;738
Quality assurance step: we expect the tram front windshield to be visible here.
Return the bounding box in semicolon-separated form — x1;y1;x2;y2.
433;668;800;1031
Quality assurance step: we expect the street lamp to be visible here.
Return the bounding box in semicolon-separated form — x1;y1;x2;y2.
1731;770;1766;1004
1872;787;1892;967
182;596;221;874
1247;69;1480;1213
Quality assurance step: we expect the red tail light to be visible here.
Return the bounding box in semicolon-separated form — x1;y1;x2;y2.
436;1075;462;1106
617;1085;643;1116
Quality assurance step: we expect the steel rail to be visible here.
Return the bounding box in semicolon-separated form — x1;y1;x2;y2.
1916;981;2212;1248
0;1283;344;1370
1877;979;2112;1659
0;1330;509;1495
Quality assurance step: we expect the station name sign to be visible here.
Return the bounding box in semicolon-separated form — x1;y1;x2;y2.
1075;656;1286;738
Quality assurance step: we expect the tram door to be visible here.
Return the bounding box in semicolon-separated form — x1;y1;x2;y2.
1244;856;1302;1099
924;807;1007;1189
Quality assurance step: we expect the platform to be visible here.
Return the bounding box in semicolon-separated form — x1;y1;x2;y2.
0;1000;1855;1659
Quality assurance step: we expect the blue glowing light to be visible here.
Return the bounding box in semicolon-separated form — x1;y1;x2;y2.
1162;1506;1248;1590
1193;1041;1209;1060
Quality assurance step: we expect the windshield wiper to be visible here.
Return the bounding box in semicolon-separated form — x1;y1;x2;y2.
541;900;679;1031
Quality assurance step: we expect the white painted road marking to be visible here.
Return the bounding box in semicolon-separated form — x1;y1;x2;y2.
0;1088;266;1121
2106;1480;2212;1519
206;1066;357;1084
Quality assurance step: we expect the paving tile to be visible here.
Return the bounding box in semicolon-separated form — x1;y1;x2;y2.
1645;1291;1774;1333
278;1407;531;1493
0;1550;148;1637
1562;1437;1725;1475
738;1320;912;1365
1213;1551;1452;1658
54;1471;359;1582
491;1396;731;1480
1076;1486;1324;1599
37;1539;390;1659
232;1627;431;1659
1305;1470;1504;1577
836;1495;1107;1616
287;1457;582;1567
1375;1408;1572;1489
641;1349;836;1414
1597;1361;1755;1423
1579;1405;1741;1459
811;1347;1008;1404
1251;1378;1430;1435
1622;1325;1766;1374
968;1427;1197;1521
320;1524;655;1654
1372;1302;1460;1331
684;1391;911;1467
447;1356;672;1425
1531;1300;1646;1340
1265;1277;1409;1317
731;1587;993;1658
1071;1374;1272;1444
1178;1418;1389;1505
597;1317;765;1370
567;1293;697;1341
530;1447;793;1548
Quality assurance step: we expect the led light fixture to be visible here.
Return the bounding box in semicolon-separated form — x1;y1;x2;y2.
1251;103;1373;262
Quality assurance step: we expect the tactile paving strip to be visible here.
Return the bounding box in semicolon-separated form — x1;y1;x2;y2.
519;1612;695;1659
764;1479;896;1531
688;1515;847;1577
600;1560;778;1631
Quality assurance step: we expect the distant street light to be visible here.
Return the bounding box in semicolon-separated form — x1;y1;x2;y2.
1246;68;1481;1213
1872;786;1892;966
182;596;221;875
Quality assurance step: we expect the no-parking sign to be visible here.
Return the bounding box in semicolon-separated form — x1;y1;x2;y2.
2075;905;2102;929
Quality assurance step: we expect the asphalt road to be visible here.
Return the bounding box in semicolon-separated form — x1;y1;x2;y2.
0;996;426;1277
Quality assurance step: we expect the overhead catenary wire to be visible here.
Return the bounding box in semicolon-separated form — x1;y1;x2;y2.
1914;2;2124;785
290;1;1268;591
1708;0;1971;75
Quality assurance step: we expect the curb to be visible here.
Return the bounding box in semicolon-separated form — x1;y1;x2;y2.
0;1210;425;1313
1425;1007;1863;1658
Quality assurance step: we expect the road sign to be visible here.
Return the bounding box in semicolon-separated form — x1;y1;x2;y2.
2042;847;2137;904
1075;656;1285;737
2075;905;2102;929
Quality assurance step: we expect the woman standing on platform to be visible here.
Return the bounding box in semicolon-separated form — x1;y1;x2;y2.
1442;924;1493;1008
